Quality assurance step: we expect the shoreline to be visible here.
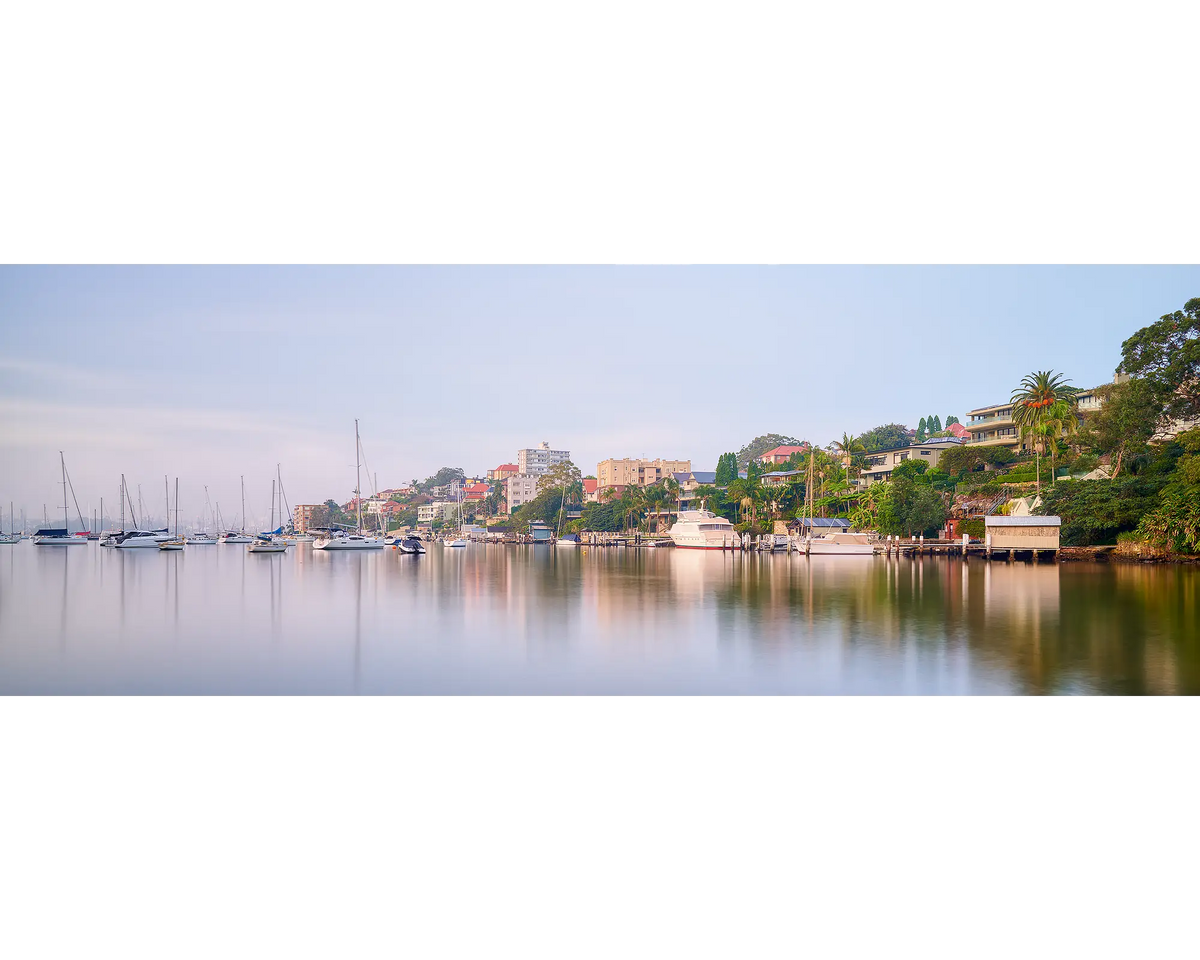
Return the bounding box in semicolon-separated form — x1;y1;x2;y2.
1058;545;1200;564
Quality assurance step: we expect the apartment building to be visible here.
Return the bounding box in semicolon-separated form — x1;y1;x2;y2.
505;474;539;514
518;442;570;476
966;402;1023;452
597;458;692;490
417;502;459;523
859;439;963;486
293;504;321;533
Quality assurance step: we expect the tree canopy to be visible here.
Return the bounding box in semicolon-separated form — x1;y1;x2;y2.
735;434;801;468
859;423;911;452
714;452;739;485
418;467;465;492
1119;297;1200;425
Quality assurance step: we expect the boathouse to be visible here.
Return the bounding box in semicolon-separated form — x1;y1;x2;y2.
984;515;1060;556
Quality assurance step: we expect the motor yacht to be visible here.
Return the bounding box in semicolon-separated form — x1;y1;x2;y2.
669;510;742;549
115;529;172;548
555;533;582;547
396;536;426;554
219;532;254;544
313;531;385;550
185;533;218;544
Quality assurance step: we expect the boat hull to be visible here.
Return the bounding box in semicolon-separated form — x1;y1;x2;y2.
248;543;288;553
803;540;875;555
313;537;385;550
33;536;88;546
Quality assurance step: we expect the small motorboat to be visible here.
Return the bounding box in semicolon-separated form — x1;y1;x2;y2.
158;539;185;552
442;537;468;548
396;536;426;554
555;533;581;547
247;537;288;554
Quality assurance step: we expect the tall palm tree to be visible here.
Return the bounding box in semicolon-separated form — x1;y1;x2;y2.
1011;370;1075;494
831;433;866;472
1039;398;1079;486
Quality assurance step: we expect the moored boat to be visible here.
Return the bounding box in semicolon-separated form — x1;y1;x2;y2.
669;509;741;549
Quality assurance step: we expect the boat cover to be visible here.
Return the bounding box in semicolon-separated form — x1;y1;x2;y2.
34;528;68;537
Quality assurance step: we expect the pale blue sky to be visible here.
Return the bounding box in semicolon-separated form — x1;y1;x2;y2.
1;266;1197;529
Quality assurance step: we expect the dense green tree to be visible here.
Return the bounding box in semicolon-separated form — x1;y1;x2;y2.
859;423;911;452
917;417;927;441
418;467;466;492
1037;475;1166;545
946;415;960;426
579;502;623;532
714;452;739;486
734;434;801;469
1077;377;1164;478
1119;297;1200;425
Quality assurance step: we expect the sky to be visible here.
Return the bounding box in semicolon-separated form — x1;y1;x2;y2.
1;265;1197;531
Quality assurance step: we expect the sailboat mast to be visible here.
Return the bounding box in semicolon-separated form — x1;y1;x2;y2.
241;476;246;535
120;476;125;531
165;475;169;532
175;478;180;538
60;452;68;532
355;419;363;533
270;478;276;532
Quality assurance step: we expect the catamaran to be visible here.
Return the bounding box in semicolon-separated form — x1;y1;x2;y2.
314;421;385;550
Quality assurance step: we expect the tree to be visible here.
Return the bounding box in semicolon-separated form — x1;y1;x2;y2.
859;423;911;452
946;415;960;426
735;434;801;469
932;415;942;432
831;433;866;477
1119;297;1200;425
1011;370;1077;494
714;452;739;486
1077;378;1163;478
917;417;927;442
537;459;582;498
419;467;465;492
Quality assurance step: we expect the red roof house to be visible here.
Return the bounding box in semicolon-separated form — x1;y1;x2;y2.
757;444;810;465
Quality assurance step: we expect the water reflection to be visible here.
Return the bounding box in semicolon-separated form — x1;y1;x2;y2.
0;543;1196;694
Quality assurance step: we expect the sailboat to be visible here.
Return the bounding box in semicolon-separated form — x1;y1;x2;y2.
159;477;185;550
112;474;172;547
0;502;17;544
313;421;385;550
33;453;89;545
248;478;289;553
442;482;468;547
186;486;218;543
220;477;254;543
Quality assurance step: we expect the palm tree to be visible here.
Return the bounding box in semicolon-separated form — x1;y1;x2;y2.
664;476;681;515
831;433;866;473
1039;398;1079;486
1011;370;1075;494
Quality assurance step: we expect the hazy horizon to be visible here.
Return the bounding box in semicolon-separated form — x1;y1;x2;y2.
2;265;1197;529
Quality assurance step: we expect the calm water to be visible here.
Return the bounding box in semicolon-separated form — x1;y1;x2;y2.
0;541;1196;694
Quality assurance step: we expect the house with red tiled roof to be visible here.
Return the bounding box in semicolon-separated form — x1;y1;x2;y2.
947;422;970;439
757;444;810;465
583;478;599;503
487;464;519;482
463;482;492;501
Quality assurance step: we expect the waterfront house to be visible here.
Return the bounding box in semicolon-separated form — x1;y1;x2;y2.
859;438;963;486
761;470;804;487
757;444;809;466
670;471;717;509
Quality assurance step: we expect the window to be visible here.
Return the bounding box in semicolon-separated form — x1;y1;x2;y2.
921;450;931;456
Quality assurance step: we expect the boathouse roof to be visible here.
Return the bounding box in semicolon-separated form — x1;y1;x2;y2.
985;516;1061;526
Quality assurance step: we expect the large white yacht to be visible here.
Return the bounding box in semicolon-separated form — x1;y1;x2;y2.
115;529;172;548
669;509;742;550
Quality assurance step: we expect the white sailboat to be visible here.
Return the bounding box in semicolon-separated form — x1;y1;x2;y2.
798;451;875;555
33;453;89;545
159;478;185;551
314;421;385;550
443;488;468;548
220;477;254;543
248;478;289;553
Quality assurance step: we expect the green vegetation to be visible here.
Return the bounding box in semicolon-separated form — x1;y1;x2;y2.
859;423;910;452
417;467;465;493
714;452;738;486
734;434;800;469
1119;297;1200;426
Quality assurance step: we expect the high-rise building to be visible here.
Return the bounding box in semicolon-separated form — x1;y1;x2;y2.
517;442;569;476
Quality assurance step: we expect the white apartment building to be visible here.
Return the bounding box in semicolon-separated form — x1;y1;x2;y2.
417;502;459;523
506;474;539;514
518;441;570;476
